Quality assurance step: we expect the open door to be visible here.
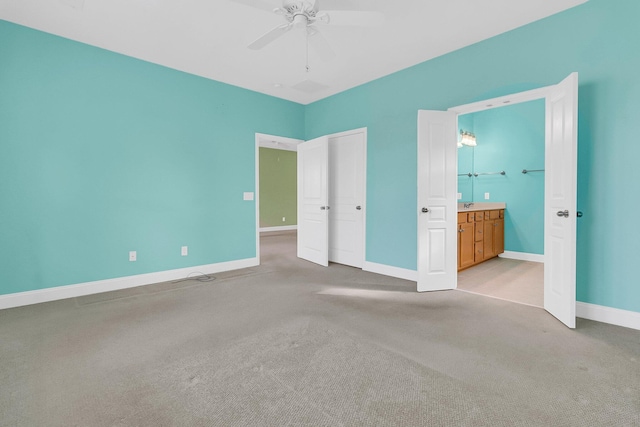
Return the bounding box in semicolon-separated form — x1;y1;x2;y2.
417;110;458;291
544;73;578;328
297;136;329;266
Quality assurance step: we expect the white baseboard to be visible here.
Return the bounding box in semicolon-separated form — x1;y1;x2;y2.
260;225;297;232
0;257;259;311
363;261;417;282
576;302;640;331
499;251;544;263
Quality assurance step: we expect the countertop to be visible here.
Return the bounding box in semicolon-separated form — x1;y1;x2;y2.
458;202;506;212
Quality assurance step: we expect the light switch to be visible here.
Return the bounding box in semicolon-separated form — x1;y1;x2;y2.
457;193;462;200
181;246;188;256
243;192;254;201
484;192;490;200
129;251;137;262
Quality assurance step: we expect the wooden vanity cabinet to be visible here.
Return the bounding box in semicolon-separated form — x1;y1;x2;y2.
457;213;475;270
458;209;505;271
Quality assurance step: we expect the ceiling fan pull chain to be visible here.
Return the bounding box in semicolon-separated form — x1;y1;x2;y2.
305;25;310;73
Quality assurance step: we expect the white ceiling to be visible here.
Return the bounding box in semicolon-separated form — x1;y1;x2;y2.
1;0;587;105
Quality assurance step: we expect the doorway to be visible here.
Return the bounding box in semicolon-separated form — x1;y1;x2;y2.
255;129;367;269
456;99;545;308
417;73;578;328
255;133;303;263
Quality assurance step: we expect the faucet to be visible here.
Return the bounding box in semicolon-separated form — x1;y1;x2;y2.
464;202;474;209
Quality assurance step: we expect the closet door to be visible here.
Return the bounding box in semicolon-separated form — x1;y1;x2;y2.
328;130;365;268
297;136;329;266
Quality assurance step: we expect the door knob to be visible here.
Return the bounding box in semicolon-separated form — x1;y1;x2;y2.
556;210;569;218
356;206;362;210
422;207;429;213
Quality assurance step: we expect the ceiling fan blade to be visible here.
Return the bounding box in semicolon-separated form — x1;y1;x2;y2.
228;0;277;14
307;26;336;61
319;10;385;27
248;24;292;50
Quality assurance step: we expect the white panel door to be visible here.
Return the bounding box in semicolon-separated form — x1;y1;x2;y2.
328;131;365;268
417;110;458;291
544;73;578;328
297;136;329;266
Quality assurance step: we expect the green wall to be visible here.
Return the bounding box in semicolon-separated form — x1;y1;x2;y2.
259;148;297;228
0;20;304;295
305;0;640;313
459;100;545;255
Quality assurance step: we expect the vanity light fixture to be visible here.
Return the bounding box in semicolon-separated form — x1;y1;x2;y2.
460;130;477;147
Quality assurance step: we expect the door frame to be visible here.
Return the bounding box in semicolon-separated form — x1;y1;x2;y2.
255;133;303;264
254;128;368;267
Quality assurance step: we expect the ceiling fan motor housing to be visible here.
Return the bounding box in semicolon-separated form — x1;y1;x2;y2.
282;0;318;17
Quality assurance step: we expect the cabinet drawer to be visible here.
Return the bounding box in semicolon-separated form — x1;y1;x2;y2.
475;243;484;261
474;212;484;221
489;210;500;219
458;212;467;223
499;209;504;219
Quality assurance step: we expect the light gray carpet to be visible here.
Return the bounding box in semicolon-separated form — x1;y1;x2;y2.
0;231;638;426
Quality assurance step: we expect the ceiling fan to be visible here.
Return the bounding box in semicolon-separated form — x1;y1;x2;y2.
231;0;384;63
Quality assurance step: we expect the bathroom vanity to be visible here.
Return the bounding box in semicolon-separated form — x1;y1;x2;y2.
457;203;505;271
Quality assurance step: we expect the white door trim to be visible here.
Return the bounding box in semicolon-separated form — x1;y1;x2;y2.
255;133;303;265
448;85;554;115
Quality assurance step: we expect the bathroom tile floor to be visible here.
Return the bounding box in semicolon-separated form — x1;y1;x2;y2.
457;257;544;307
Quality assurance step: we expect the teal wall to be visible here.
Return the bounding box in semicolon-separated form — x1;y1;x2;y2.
259;148;297;228
2;0;640;315
0;20;304;295
459;100;545;255
305;0;640;313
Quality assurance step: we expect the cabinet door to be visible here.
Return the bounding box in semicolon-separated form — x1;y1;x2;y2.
475;242;484;262
459;222;474;269
475;220;484;242
495;219;504;255
483;220;495;259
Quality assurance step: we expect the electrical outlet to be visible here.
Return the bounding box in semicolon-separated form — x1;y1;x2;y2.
282;217;286;222
129;251;137;262
484;192;490;200
181;246;188;256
